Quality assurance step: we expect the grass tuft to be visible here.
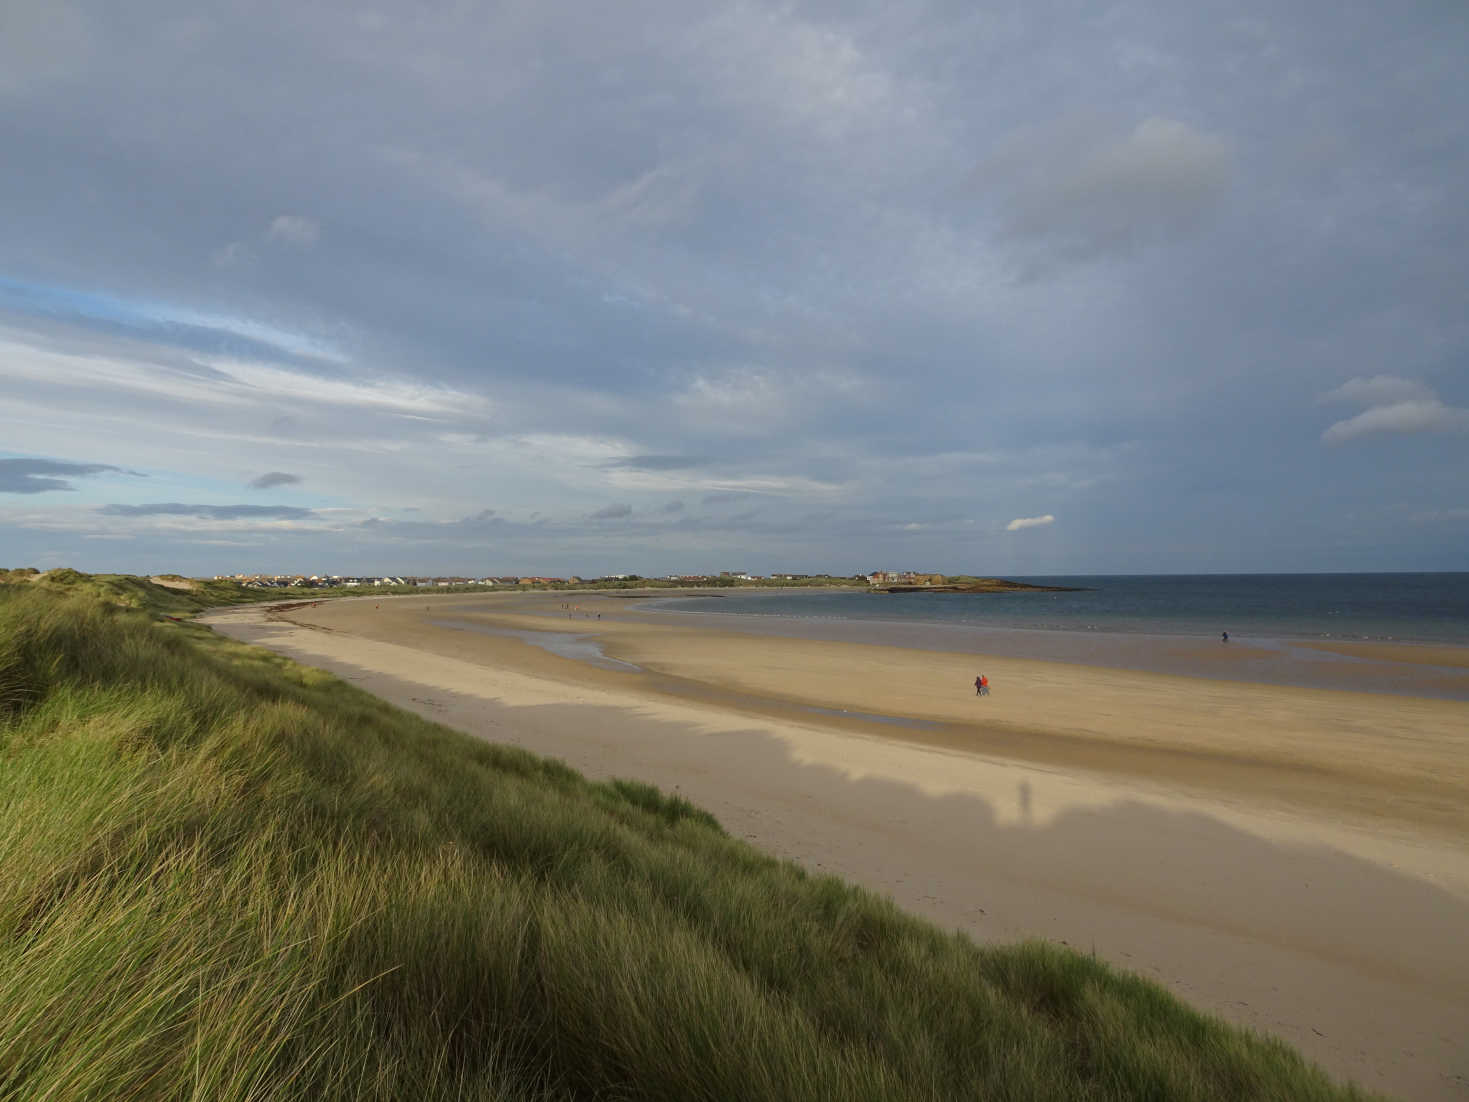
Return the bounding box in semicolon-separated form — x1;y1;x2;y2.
0;583;1380;1100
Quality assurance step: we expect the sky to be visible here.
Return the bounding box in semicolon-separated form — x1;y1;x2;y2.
2;0;1466;578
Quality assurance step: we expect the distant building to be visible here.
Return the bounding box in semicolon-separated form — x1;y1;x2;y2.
868;571;945;586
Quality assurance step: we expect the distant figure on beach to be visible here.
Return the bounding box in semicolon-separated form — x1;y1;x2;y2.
975;674;989;697
1222;631;1229;643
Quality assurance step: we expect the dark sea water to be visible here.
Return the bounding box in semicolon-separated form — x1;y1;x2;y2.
650;574;1469;646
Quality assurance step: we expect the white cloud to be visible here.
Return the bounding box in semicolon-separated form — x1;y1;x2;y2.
1321;375;1435;407
1006;514;1055;531
675;368;784;422
1322;400;1469;444
0;335;486;423
267;215;321;246
1320;376;1469;444
203;358;490;419
606;467;840;497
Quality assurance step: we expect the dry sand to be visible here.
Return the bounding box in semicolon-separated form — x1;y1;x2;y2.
205;593;1469;1101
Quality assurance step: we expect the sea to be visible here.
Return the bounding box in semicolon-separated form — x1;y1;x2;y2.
648;574;1469;646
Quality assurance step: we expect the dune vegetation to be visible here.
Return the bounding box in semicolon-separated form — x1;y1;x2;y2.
0;567;267;616
0;579;1376;1100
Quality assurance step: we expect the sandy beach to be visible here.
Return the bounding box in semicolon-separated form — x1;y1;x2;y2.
206;592;1469;1101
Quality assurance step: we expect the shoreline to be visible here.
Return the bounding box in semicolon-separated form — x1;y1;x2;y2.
207;593;1469;1100
628;591;1469;701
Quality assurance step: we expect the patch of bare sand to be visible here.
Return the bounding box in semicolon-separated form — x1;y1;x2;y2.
208;596;1469;1101
149;575;197;591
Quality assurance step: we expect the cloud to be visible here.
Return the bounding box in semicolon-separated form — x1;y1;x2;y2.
602;455;712;471
1321;375;1435;407
267;215;320;247
1320;376;1469;444
702;491;760;507
249;471;303;490
986;116;1232;269
0;458;126;494
357;508;502;539
1322;401;1469;444
661;500;686;513
1410;507;1469;524
98;503;315;519
589;503;633;520
0;0;94;94
1;4;1466;576
0;329;489;424
210;241;255;269
1006;514;1055;531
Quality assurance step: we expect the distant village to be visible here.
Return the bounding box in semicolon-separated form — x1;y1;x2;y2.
214;570;948;589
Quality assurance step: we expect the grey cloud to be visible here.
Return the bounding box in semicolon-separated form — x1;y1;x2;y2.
358;508;502;539
589;503;633;520
1;2;1466;573
602;455;712;471
1320;377;1469;444
249;471;302;489
267;215;320;247
985;116;1232;270
0;458;125;494
661;500;686;513
210;241;255;269
98;503;315;519
701;491;760;507
0;1;94;95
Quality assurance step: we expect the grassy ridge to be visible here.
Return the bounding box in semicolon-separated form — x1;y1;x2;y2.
0;586;1375;1100
0;567;268;616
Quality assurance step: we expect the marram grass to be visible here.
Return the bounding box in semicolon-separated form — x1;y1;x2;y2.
0;584;1379;1100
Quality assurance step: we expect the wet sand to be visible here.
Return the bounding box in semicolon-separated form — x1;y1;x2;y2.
1295;639;1469;671
205;592;1469;1101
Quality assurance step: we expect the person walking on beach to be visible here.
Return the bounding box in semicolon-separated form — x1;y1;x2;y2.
975;675;983;696
1222;631;1229;643
980;674;989;696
